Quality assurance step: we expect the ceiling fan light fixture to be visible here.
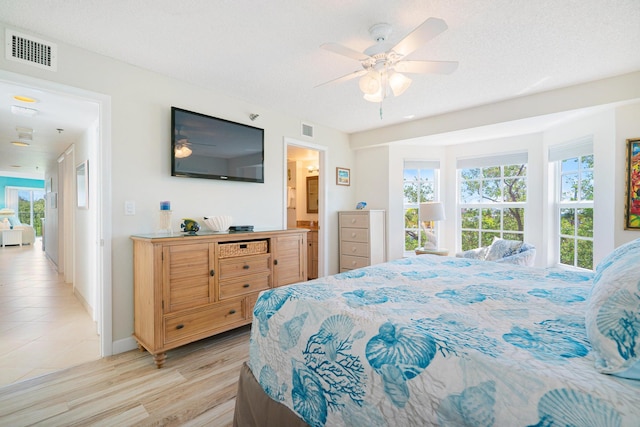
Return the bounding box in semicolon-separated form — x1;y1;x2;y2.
358;72;380;95
389;72;412;96
363;89;383;103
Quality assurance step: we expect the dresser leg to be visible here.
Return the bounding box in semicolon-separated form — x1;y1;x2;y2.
153;352;166;368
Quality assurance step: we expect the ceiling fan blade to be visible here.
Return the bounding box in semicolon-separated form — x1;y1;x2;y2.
315;69;367;88
321;43;371;61
395;60;458;74
391;17;448;58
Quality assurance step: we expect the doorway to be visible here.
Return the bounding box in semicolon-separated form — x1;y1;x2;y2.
0;70;112;379
285;138;327;278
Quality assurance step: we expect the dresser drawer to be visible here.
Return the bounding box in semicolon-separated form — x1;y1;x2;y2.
340;241;369;257
340;214;369;228
340;227;369;243
218;254;271;280
164;299;244;345
340;254;370;270
219;274;270;300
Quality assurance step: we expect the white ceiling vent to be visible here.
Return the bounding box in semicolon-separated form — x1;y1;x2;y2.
6;29;58;71
301;122;314;138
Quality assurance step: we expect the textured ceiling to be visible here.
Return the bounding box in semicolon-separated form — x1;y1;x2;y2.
1;0;638;136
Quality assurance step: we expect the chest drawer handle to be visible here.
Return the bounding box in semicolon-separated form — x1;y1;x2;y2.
176;324;184;330
210;269;215;276
243;265;250;270
243;283;250;288
351;232;357;238
229;309;236;315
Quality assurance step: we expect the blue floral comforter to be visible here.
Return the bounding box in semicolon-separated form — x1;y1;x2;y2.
248;255;640;426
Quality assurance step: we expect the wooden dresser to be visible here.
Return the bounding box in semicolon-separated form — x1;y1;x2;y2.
338;210;385;272
131;229;307;367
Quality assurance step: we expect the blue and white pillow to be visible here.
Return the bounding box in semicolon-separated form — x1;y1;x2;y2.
485;237;523;261
586;238;640;379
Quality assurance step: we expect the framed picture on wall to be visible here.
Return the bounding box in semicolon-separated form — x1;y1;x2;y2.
336;167;350;186
625;138;640;229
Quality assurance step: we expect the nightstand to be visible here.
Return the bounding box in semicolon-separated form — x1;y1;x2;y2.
415;247;448;256
2;229;22;247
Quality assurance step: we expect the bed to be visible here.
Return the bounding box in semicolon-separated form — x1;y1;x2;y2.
234;239;640;427
0;208;36;246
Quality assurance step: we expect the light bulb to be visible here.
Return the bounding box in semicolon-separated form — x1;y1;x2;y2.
388;72;412;96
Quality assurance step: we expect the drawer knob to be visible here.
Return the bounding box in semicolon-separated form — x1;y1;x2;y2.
351;261;356;266
351;247;357;252
229;309;236;315
351;232;356;238
243;265;250;270
176;324;184;330
243;283;250;288
210;269;215;276
350;218;356;223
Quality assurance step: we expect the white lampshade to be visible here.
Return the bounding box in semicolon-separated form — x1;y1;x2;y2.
419;202;445;222
359;72;381;95
363;88;383;103
388;72;412;96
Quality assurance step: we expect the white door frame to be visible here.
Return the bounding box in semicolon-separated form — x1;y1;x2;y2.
0;69;113;356
283;137;328;278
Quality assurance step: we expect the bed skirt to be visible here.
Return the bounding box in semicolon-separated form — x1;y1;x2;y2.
233;362;309;427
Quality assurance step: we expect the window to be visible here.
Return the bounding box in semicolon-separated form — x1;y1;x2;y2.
5;187;45;236
458;154;527;251
556;152;594;269
403;161;438;253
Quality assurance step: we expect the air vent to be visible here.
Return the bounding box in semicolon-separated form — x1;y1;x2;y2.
6;29;58;71
301;122;314;138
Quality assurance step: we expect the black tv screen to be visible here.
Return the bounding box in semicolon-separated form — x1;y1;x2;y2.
171;107;264;183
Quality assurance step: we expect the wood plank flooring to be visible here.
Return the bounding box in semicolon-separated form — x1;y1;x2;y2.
0;325;251;426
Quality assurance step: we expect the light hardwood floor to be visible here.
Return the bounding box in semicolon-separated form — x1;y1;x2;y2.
0;239;100;387
0;325;250;426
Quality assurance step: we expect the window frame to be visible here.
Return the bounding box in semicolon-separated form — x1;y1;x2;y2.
402;161;439;256
457;158;528;252
555;153;594;270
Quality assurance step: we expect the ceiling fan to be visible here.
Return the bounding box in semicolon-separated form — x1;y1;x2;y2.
318;17;458;108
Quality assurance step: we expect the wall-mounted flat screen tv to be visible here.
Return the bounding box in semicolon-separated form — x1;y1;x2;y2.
171;107;264;183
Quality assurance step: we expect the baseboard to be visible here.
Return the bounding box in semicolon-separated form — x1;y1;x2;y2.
112;336;138;355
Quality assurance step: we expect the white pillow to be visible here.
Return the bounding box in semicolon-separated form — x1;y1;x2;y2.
586;239;640;379
485;237;523;261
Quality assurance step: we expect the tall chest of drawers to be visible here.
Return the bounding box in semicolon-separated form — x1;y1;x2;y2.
339;210;385;272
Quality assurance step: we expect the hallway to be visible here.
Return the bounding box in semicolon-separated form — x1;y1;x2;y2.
0;240;99;387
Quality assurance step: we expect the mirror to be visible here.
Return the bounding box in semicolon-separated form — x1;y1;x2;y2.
306;176;318;213
76;160;89;209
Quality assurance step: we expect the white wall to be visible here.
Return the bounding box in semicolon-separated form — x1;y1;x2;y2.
0;22;353;349
74;121;99;318
614;103;640;247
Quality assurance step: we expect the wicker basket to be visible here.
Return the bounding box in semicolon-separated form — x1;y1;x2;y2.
219;240;268;258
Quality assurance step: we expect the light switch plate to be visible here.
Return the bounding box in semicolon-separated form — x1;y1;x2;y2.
124;201;135;215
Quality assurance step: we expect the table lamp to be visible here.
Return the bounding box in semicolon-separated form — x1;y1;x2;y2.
419;202;445;250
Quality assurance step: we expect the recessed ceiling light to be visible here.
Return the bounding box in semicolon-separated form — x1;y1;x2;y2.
13;95;38;103
11;141;30;147
11;105;38;117
10;165;21;168
403;114;415;119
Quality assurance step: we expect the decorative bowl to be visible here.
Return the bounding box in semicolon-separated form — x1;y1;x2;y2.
203;215;233;232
